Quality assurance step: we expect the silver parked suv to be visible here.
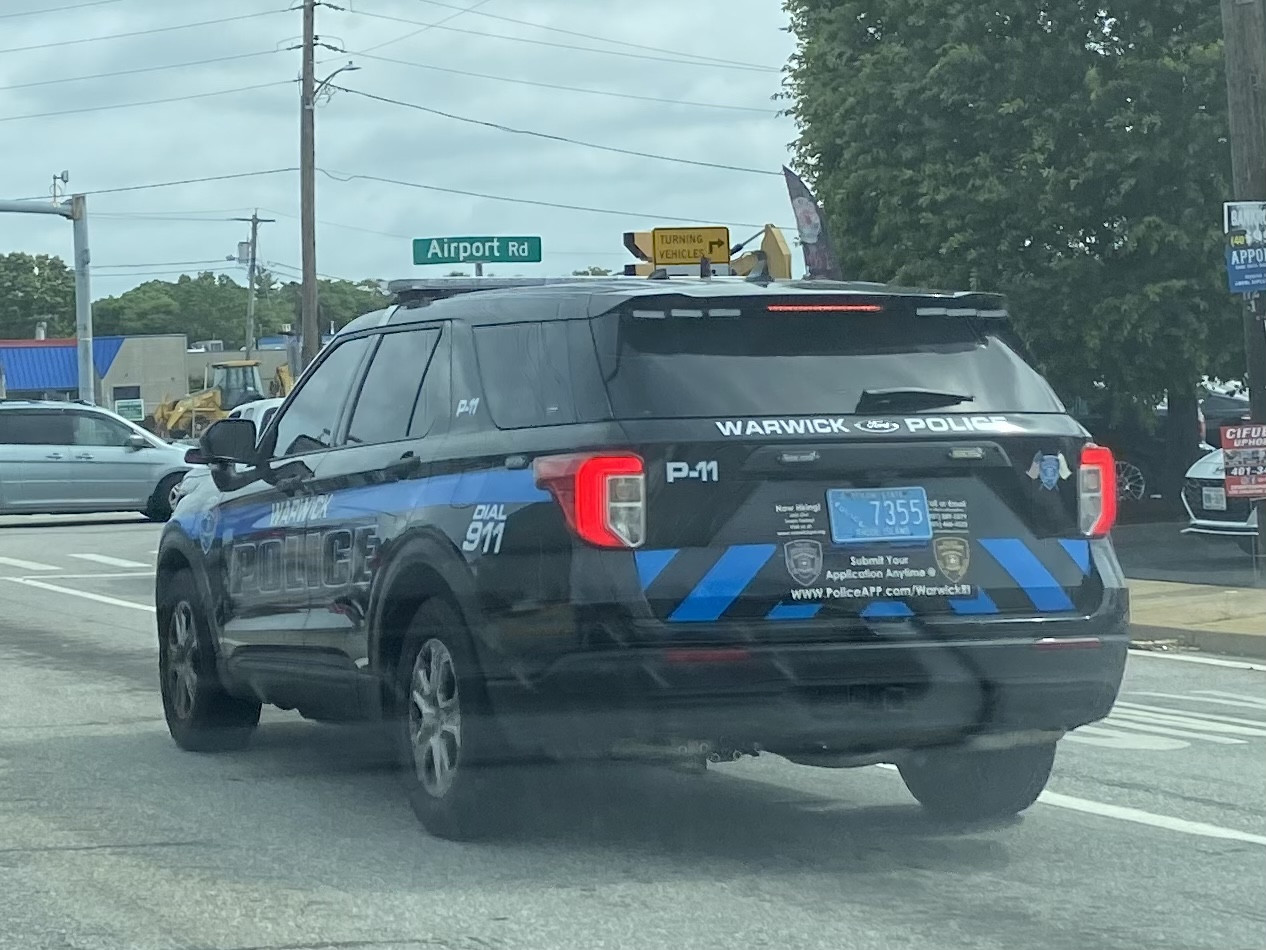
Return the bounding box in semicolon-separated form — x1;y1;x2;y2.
0;399;191;520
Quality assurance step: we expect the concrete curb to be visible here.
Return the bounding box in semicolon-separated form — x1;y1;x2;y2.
1131;623;1266;661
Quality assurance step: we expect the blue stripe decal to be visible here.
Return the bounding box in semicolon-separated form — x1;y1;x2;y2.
860;600;914;619
766;602;822;620
949;589;999;615
1058;538;1091;575
634;549;678;590
668;544;776;622
980;538;1075;612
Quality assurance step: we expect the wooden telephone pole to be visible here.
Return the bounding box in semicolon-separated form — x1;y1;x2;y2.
300;0;319;369
1221;0;1266;558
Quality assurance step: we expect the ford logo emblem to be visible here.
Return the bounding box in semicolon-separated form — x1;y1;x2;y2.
857;419;901;433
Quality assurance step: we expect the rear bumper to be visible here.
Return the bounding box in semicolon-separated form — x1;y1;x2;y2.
486;595;1129;759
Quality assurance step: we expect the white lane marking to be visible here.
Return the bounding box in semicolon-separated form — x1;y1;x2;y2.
873;763;1266;846
1038;790;1266;847
1063;726;1187;751
1115;701;1266;734
1128;649;1266;672
1;577;154;613
0;555;59;572
1193;689;1266;708
2;571;153;581
68;554;151;569
1132;691;1266;712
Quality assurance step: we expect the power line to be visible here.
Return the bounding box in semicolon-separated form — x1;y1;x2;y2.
82;168;300;197
346;7;778;72
0;9;286;55
351;51;776;115
0;81;293;123
0;0;127;19
317;167;780;229
0;51;281;93
408;0;779;71
359;0;494;54
332;85;780;176
95;259;232;270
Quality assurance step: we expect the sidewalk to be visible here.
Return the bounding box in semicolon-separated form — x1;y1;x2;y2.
1129;578;1266;660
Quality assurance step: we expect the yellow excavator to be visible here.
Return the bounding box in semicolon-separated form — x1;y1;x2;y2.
151;359;294;439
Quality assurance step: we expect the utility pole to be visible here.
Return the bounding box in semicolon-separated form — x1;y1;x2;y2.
232;210;275;360
1221;0;1266;565
300;0;319;368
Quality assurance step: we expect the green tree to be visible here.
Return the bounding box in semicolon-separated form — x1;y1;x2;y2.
572;266;613;276
0;252;76;339
783;0;1236;490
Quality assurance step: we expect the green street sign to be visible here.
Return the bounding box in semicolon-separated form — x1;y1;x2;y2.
412;235;542;266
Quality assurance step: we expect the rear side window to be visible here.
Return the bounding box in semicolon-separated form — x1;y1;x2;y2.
345;327;440;445
592;304;1064;419
0;409;72;444
473;321;608;429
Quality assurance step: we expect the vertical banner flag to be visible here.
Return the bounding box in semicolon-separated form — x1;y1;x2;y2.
782;165;843;280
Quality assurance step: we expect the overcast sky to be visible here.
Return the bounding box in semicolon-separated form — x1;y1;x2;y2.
0;0;799;300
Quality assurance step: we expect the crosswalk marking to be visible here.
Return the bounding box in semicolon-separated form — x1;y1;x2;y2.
0;556;60;572
1067;691;1266;751
1192;689;1266;709
67;554;151;569
1132;690;1266;712
1114;701;1266;735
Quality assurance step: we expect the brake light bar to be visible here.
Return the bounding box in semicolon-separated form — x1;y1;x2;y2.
533;452;646;548
1078;444;1117;538
767;303;883;312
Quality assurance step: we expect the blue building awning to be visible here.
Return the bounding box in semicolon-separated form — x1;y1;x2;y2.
0;337;125;391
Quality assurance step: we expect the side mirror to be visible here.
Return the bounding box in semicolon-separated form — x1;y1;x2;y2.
199;418;258;465
125;433;149;450
183;447;208;465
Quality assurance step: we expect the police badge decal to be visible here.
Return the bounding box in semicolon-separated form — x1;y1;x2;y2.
784;539;823;586
933;537;970;583
1026;451;1072;491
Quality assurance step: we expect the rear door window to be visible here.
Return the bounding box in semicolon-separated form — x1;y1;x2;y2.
0;410;73;445
592;301;1065;419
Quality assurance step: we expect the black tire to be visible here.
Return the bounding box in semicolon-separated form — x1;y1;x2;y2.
147;473;184;521
897;742;1056;821
158;569;261;752
391;598;510;840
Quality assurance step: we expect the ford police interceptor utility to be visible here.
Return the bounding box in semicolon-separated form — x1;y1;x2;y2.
156;276;1127;839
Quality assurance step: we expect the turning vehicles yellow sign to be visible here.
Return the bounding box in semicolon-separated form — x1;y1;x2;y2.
651;226;731;267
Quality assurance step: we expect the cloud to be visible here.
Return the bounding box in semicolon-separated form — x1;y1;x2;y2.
0;0;798;300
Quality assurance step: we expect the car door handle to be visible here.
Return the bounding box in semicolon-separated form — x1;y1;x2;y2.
45;453;65;460
384;452;422;479
74;453;94;460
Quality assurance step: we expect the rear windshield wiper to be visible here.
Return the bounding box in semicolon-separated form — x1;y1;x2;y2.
854;387;973;413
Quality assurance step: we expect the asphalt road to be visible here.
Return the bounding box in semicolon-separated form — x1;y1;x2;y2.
1;515;1264;950
1114;518;1263;587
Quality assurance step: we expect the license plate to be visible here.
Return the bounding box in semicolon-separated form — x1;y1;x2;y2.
827;487;933;545
1202;486;1227;511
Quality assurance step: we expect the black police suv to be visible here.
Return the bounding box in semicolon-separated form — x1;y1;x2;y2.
156;277;1128;839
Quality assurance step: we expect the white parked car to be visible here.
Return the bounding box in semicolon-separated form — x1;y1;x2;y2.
170;397;284;510
1182;448;1257;552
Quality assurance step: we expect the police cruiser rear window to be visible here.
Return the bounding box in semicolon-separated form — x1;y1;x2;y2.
593;301;1063;419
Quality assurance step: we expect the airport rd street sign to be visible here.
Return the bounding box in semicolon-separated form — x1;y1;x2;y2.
412;235;542;266
651;226;731;267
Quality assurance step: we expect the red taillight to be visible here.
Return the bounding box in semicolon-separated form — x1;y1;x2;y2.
1078;444;1117;538
533;452;646;548
766;303;883;312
